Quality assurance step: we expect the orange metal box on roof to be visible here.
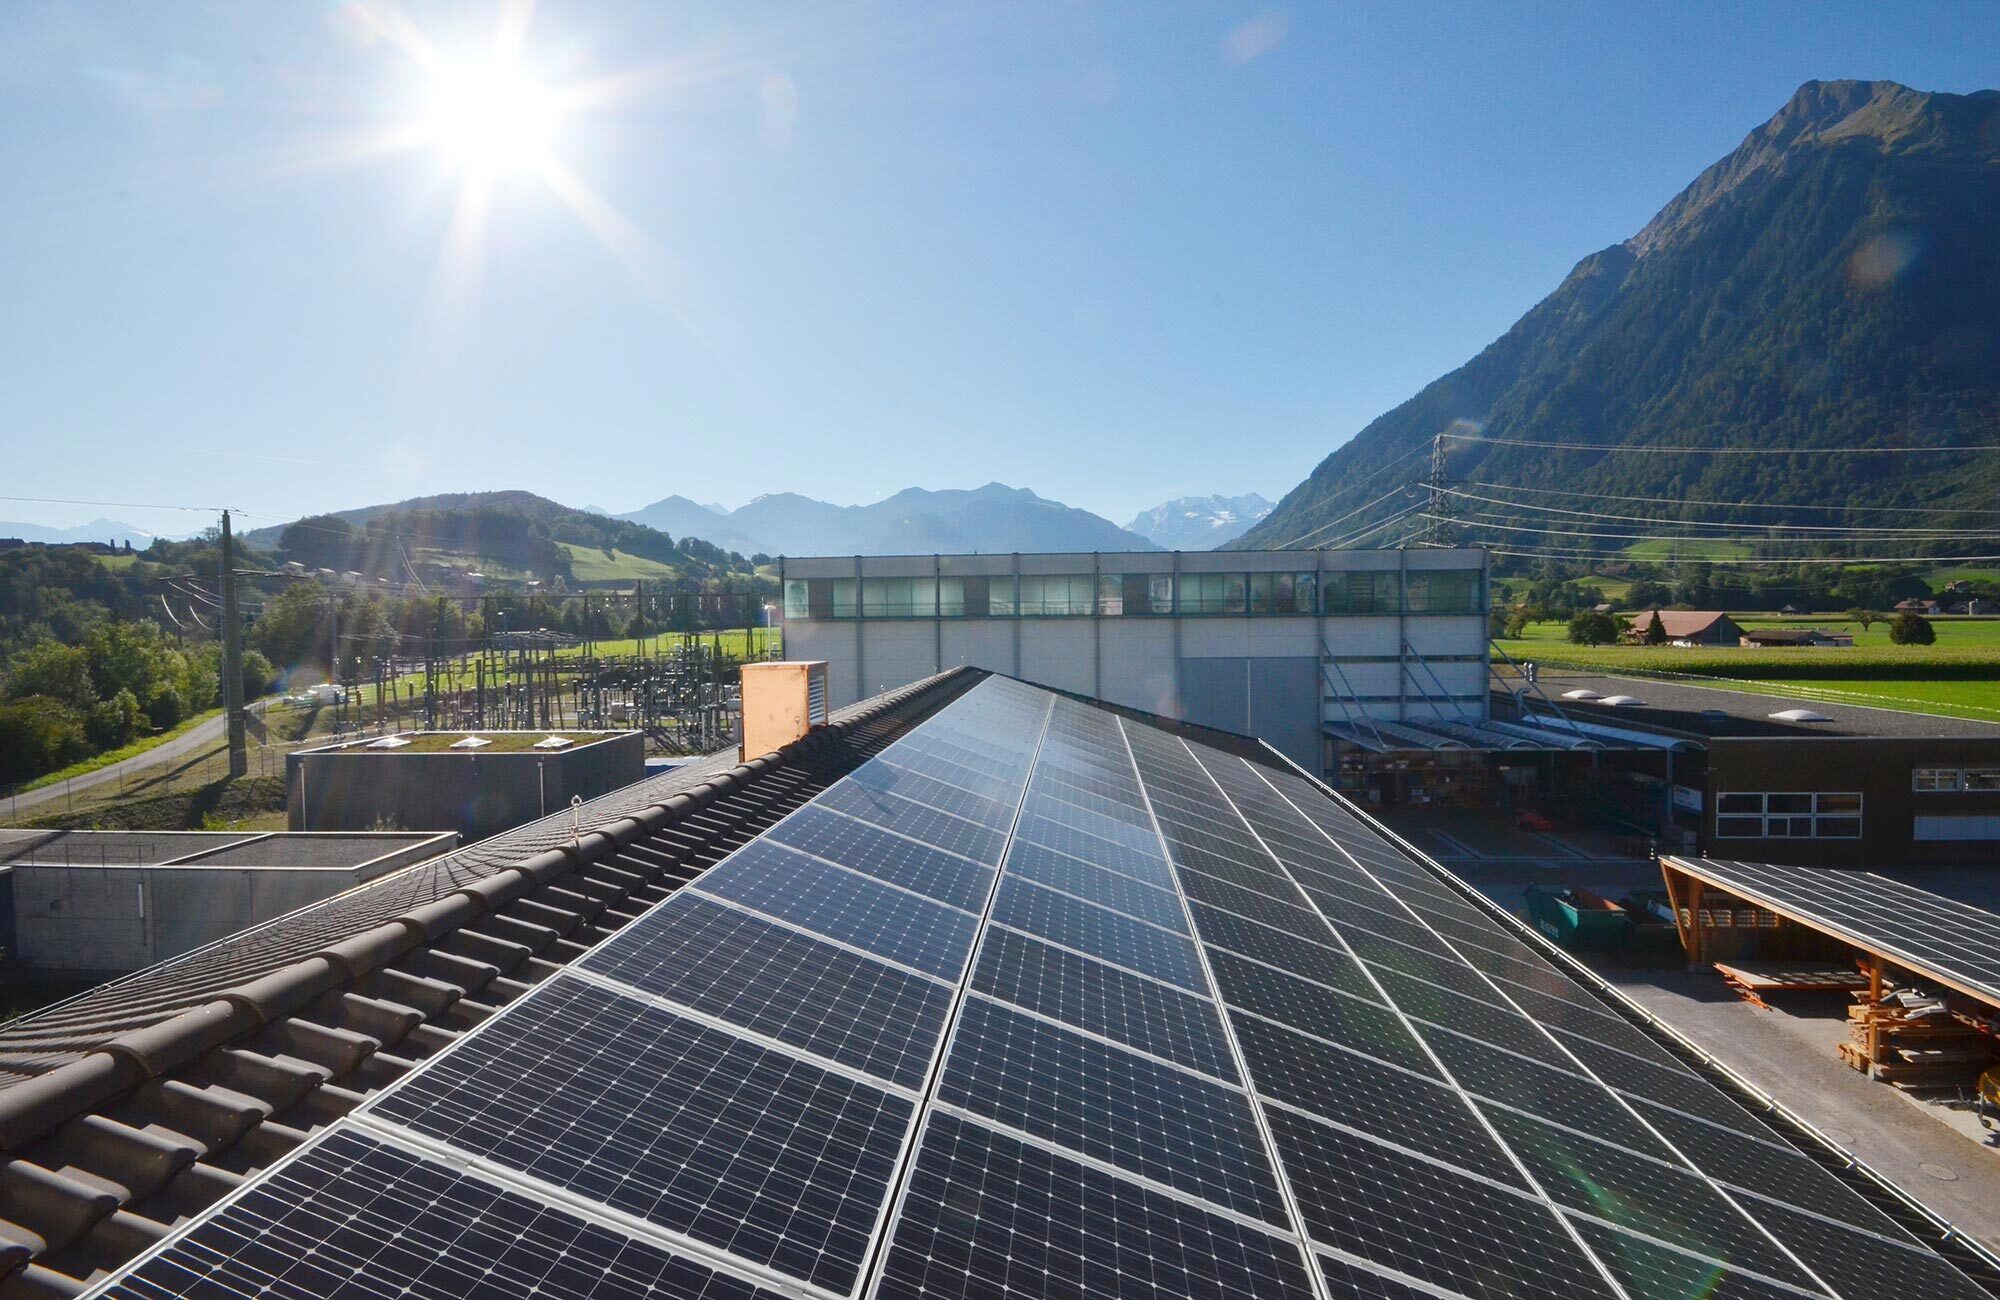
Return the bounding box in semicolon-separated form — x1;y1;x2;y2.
739;660;829;760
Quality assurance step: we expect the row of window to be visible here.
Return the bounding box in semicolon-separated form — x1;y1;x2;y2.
1912;767;2000;793
781;569;1483;620
1715;791;1862;840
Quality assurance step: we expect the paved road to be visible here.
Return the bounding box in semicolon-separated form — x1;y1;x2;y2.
3;702;269;820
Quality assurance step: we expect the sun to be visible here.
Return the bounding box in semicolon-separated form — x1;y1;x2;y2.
419;57;562;179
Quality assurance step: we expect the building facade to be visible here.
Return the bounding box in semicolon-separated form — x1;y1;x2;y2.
778;547;1489;770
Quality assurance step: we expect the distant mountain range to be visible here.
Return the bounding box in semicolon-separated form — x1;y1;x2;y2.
1244;80;2000;553
0;518;186;546
1124;494;1273;550
616;483;1160;555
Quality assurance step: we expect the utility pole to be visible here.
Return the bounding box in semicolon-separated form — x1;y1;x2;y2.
220;510;248;777
1422;432;1455;547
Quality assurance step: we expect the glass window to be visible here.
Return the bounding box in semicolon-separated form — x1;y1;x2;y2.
989;575;1017;616
1018;574;1093;616
860;577;935;619
1713;792;1862;839
831;578;857;619
1181;573;1247;615
1407;570;1478;613
1913;768;1962;792
1966;769;2000;792
782;579;809;620
1324;570;1401;614
1098;574;1171;615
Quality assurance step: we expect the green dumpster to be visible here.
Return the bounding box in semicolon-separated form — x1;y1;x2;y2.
1524;884;1631;949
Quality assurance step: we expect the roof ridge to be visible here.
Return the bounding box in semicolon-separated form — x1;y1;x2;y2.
0;667;978;1156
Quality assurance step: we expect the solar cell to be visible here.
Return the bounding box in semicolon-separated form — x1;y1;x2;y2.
1176;868;1323;937
817;780;1013;864
577;893;951;1088
990;876;1206;991
1418;1027;1667;1154
970;928;1240;1082
1315;1254;1474;1300
1628;1101;1898;1236
696;840;979;980
1229;1012;1525;1190
1205;943;1382;1011
1555;1034;1771;1136
1262;1106;1613;1300
1674;858;2000;1005
1013;813;1178;882
1211;970;1436;1078
849;760;1021;828
875;751;1025;803
371;976;911;1293
1740;1199;1988;1299
1189;902;1382;996
103;1129;783;1300
1567;1219;1825;1300
1481;1109;1815;1287
874;1113;1319;1300
763;804;994;912
1001;841;1189;931
1018;792;1163;851
1372;969;1579;1069
937;997;1290;1225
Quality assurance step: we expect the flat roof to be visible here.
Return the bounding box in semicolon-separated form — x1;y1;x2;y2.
1665;855;2000;1009
301;730;625;754
1515;672;2000;741
0;829;450;870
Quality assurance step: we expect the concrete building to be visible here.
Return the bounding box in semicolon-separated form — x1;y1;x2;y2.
778;547;1490;771
288;730;644;842
0;829;454;978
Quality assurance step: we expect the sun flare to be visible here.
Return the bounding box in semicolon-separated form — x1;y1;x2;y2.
419;57;562;179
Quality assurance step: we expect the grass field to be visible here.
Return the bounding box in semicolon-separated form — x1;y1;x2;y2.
556;544;686;583
1497;616;2000;721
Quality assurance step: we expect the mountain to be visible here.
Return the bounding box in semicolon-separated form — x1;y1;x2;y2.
622;483;1160;555
245;491;761;588
1243;80;2000;554
0;518;184;546
615;496;770;556
1125;494;1274;550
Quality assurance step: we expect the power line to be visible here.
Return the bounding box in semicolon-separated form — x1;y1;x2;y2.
1437;487;2000;537
1440;433;2000;456
0;495;224;513
1431;513;2000;553
1460;479;2000;518
1479;544;2000;566
1266;445;1429;548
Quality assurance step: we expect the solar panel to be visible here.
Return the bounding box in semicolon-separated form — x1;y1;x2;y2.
1671;857;2000;1005
104;1128;783;1300
936;997;1290;1225
872;1113;1320;1300
90;676;2000;1300
989;876;1206;991
695;840;980;980
970;923;1240;1083
763;804;994;912
577;892;952;1088
369;975;911;1293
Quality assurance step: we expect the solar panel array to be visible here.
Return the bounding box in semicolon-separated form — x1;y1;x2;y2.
1674;857;2000;1004
96;676;1991;1300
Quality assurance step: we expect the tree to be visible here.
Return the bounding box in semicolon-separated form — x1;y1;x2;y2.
1847;608;1880;632
1567;611;1618;645
1643;610;1669;645
86;689;143;749
0;696;90;783
4;642;96;709
1888;612;1936;646
1502;610;1530;639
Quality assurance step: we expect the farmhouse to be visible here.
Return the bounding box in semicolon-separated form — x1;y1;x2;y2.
1739;627;1854;648
1625;609;1745;646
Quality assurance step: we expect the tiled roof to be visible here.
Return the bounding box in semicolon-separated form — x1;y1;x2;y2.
0;668;978;1297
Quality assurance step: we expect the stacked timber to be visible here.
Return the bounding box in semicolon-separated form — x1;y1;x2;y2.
1840;992;1997;1087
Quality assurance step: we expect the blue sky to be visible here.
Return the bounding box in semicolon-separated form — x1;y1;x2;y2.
3;1;1997;538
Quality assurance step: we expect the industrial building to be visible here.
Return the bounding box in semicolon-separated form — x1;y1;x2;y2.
0;829;454;979
778;546;1493;774
0;669;1993;1298
1500;672;2000;864
287;729;644;842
